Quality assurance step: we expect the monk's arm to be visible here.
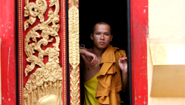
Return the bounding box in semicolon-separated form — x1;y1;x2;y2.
80;48;98;66
80;48;88;56
118;57;128;92
121;69;128;92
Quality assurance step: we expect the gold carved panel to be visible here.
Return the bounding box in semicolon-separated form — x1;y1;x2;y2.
18;0;67;105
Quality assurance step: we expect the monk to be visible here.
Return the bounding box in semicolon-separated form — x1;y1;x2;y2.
80;22;128;105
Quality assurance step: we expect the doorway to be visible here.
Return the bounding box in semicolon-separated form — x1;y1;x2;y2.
79;0;130;105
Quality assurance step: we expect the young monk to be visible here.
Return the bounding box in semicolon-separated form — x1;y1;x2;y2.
80;22;128;105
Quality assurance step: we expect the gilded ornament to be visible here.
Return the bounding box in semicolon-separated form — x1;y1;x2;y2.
68;0;80;104
23;0;62;104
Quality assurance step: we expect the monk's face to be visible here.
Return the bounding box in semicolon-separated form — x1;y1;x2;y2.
91;24;113;49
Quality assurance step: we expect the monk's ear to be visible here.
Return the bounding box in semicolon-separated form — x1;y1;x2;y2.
90;34;93;40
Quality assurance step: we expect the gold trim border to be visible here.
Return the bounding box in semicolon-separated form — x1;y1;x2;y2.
18;0;23;104
62;0;67;105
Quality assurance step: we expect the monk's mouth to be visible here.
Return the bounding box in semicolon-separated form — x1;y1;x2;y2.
99;42;105;45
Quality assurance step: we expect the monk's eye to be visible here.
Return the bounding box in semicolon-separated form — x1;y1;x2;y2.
96;32;101;35
104;33;109;35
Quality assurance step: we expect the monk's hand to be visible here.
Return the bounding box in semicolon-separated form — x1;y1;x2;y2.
119;57;128;73
85;51;98;66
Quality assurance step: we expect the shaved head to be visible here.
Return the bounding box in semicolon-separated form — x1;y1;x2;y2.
92;22;111;34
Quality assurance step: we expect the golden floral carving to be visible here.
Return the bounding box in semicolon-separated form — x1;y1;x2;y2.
24;0;47;30
23;0;62;105
68;0;80;105
70;66;80;105
69;0;79;8
69;0;79;70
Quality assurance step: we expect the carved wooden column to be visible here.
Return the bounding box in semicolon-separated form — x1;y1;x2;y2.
68;0;80;105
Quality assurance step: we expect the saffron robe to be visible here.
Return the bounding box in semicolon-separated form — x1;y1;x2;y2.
96;45;126;105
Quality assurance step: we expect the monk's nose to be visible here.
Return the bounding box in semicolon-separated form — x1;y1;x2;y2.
100;34;104;39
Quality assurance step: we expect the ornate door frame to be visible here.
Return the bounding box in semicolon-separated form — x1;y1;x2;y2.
67;0;149;104
0;0;148;104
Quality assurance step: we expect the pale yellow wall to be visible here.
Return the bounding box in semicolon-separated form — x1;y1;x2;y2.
148;0;185;104
149;0;185;39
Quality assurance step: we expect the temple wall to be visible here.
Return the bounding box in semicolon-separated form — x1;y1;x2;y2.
148;0;185;104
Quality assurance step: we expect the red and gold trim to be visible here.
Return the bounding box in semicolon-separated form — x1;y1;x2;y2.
61;0;67;105
18;0;23;104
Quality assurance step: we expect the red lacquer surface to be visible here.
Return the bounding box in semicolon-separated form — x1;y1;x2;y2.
0;0;16;105
131;0;148;105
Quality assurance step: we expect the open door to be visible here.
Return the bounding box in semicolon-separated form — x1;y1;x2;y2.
79;0;130;105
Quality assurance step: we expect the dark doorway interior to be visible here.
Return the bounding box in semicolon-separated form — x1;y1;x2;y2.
79;0;128;51
79;0;129;105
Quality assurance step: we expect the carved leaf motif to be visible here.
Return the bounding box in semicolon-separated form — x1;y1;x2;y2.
23;0;62;104
24;0;47;30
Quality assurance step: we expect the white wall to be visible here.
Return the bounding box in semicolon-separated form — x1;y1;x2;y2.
148;0;185;104
149;0;185;39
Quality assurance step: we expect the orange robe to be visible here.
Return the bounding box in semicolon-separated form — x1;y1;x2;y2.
96;45;126;105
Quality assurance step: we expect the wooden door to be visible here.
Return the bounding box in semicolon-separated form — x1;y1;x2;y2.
17;0;68;104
